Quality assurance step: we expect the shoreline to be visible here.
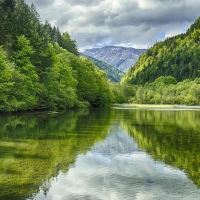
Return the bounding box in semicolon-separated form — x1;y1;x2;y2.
112;103;200;110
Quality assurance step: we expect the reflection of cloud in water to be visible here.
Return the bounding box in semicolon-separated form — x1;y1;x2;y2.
34;125;200;200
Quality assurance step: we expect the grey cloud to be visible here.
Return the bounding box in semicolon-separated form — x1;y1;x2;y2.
25;0;200;49
58;1;198;27
72;32;110;48
25;0;55;8
56;9;107;28
81;2;197;28
56;13;70;27
64;0;102;6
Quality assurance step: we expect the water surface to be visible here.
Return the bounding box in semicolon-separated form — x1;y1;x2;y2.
1;108;200;199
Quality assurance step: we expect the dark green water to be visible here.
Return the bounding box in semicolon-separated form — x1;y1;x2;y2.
1;107;200;199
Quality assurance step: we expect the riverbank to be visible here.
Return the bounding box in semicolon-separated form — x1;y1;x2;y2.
112;103;200;110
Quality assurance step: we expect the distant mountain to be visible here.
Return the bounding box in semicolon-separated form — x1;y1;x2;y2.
81;53;124;82
83;46;147;72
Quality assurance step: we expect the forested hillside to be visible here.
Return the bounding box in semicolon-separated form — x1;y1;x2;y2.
81;54;124;82
113;16;200;105
0;0;113;111
122;17;200;85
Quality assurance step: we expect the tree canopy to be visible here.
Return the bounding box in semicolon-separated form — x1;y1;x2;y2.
0;0;114;111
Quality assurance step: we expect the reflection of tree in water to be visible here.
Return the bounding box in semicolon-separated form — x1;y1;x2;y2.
1;108;200;199
118;109;200;187
0;108;112;200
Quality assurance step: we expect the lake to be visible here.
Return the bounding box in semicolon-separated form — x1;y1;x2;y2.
1;107;200;199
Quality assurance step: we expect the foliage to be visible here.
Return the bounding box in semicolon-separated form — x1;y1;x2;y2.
59;32;79;56
125;76;200;105
0;0;113;112
111;83;137;103
38;43;78;110
112;75;200;105
76;57;114;107
9;35;40;111
0;47;13;111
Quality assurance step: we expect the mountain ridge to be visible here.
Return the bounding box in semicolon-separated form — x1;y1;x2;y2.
83;46;146;72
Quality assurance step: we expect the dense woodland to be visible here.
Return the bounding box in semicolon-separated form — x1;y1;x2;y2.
0;0;113;112
114;76;200;105
118;17;200;105
1;0;200;111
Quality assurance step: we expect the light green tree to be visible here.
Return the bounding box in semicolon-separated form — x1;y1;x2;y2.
0;47;13;111
10;35;40;110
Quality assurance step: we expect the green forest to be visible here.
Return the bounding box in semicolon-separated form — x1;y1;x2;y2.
119;17;200;105
0;0;114;112
1;0;200;112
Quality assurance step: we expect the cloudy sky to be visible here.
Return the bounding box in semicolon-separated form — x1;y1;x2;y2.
25;0;200;51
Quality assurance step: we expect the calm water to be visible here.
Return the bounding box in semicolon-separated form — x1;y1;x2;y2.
1;108;200;199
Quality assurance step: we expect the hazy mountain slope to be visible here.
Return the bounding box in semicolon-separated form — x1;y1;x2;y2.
81;53;124;82
83;46;146;72
121;17;200;85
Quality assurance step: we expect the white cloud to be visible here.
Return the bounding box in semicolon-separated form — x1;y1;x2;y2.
165;28;187;39
137;0;159;9
25;0;200;49
53;0;65;6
